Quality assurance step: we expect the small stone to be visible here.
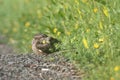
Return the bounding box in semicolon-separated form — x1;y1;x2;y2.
41;68;50;72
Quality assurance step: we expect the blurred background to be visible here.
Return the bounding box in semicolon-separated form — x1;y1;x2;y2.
0;0;120;79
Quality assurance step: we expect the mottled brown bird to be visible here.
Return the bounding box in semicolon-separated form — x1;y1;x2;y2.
32;33;59;55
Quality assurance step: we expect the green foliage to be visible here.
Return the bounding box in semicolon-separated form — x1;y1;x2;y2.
0;0;120;79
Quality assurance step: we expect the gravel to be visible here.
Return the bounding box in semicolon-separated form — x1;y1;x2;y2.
0;53;82;80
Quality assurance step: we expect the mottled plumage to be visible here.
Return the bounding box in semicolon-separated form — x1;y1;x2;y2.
32;33;59;55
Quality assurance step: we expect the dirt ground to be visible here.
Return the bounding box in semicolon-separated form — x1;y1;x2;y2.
0;35;15;54
0;44;15;54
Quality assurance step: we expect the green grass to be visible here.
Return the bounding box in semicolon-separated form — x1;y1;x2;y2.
0;0;120;79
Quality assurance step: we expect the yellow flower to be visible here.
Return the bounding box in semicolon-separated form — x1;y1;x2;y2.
99;21;103;30
99;38;104;42
53;28;57;33
93;8;98;13
75;22;79;29
66;31;71;35
82;38;89;49
82;0;87;3
94;43;99;49
57;32;61;36
75;0;79;5
114;66;119;72
86;29;90;33
77;9;81;14
25;22;30;27
103;7;109;17
110;77;115;80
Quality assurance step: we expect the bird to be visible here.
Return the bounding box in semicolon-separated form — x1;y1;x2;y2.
32;33;60;55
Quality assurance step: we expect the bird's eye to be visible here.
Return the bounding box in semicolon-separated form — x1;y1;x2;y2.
42;40;46;44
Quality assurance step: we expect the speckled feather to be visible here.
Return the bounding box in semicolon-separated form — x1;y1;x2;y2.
32;33;60;55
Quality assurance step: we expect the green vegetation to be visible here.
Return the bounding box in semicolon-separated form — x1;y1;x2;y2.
0;0;120;79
